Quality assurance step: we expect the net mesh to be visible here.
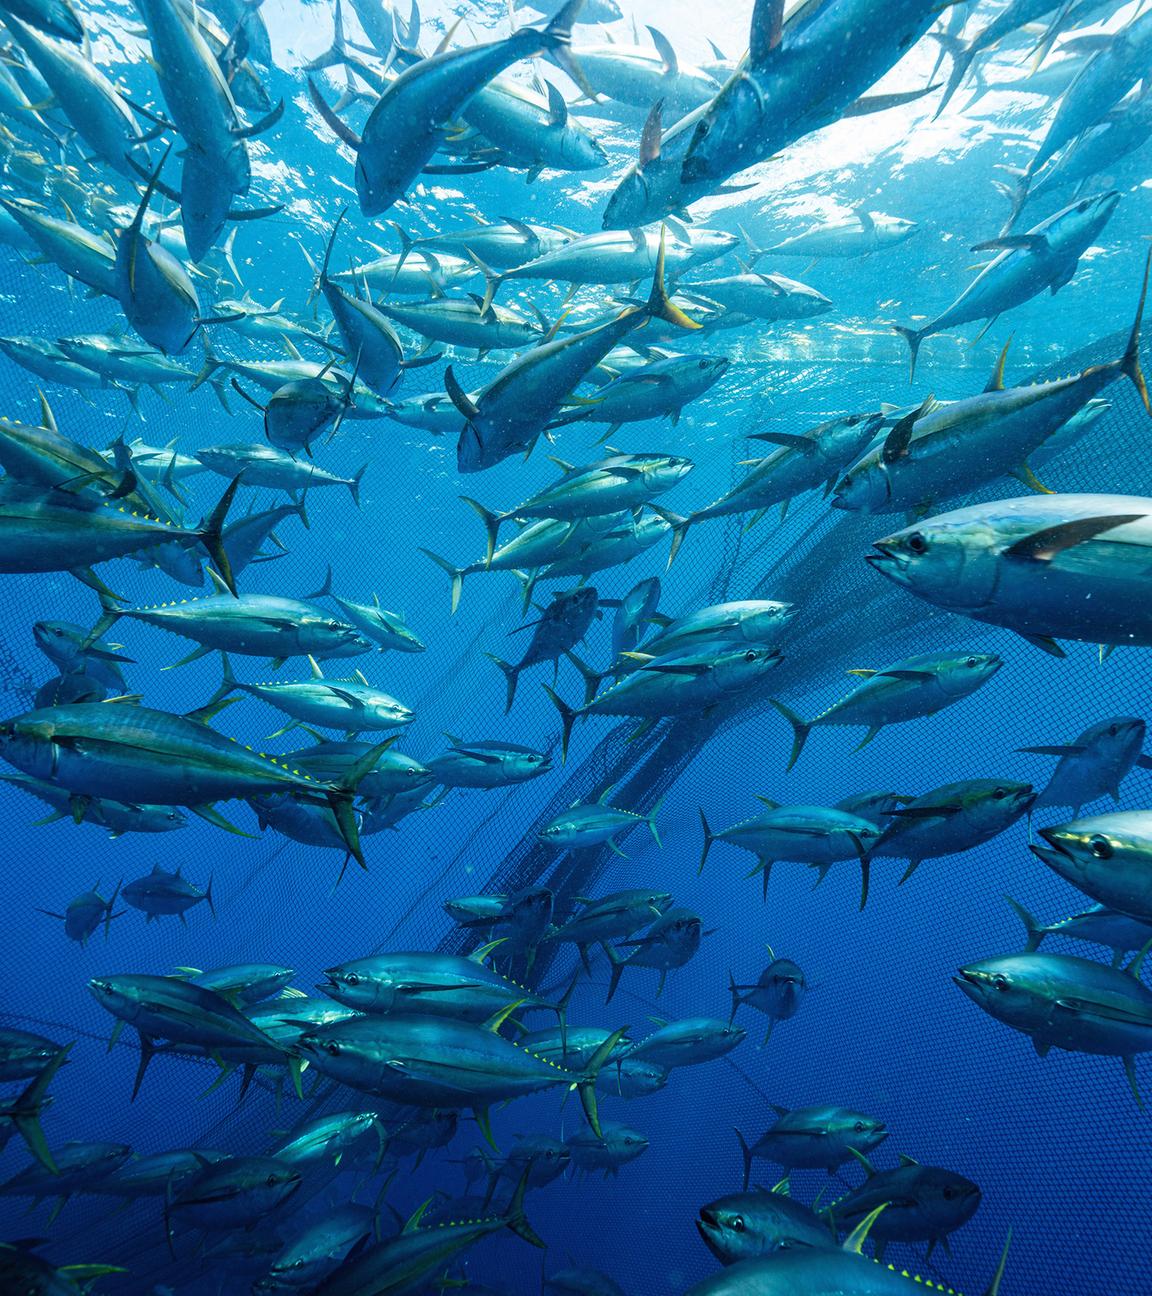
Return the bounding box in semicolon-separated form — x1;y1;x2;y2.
1;165;1150;1296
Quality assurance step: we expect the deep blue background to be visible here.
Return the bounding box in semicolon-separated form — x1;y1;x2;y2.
1;2;1151;1292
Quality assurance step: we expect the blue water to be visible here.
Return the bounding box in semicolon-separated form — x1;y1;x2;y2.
2;1;1152;1292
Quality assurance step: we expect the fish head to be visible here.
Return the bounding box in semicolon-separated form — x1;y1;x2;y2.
295;1024;378;1084
310;614;373;658
681;76;765;187
1078;716;1147;775
561;122;610;171
711;643;783;692
1049;190;1121;252
697;1193;818;1264
868;511;1002;610
677;353;730;398
962;780;1034;831
689;228;742;260
826;1108;889;1157
832;454;889;514
508;886;554;922
1032;813;1152;892
32;620;80;666
354;155;397;221
902;1167;982;1231
643;452;695;491
319;962;394;1012
953;954;1054;1033
933;652;1003;697
616;1057;667;1096
87;975;139;1022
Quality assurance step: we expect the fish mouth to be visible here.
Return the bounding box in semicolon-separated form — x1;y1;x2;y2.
866;540;903;569
697;1209;720;1234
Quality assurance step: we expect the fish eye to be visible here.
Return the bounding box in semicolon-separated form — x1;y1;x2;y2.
1090;835;1114;860
732;1215;745;1233
325;1041;341;1056
943;1186;955;1200
345;973;359;985
993;787;1008;800
906;532;928;554
327;620;343;631
993;975;1010;993
698;359;709;369
846;414;861;425
1077;199;1091;212
854;1121;865;1133
744;650;757;662
1109;724;1119;737
965;657;978;668
266;1173;279;1187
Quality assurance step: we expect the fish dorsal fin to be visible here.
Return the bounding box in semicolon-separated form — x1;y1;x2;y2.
354;669;369;686
100;694;143;705
648;1015;668;1027
843;1203;887;1254
37;389;57;433
770;1175;790;1196
281;335;303;360
881;395;933;464
402;1196;433;1233
985;336;1013;392
547;455;576;473
431;17;461;57
846;668;876;678
472;937;507;964
898;1153;919;1167
646;24;678;74
207;568;232;595
755;796;780;808
543;79;567;127
770;1104;789;1117
750;0;785;65
597;782;615;805
638;98;663;169
485;998;524;1032
308;654;323;679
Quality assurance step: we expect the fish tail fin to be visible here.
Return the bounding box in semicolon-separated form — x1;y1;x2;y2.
11;1045;69;1173
460;495;502;566
734;1127;754;1192
1005;896;1043;953
646;227;700;330
304;563;334;601
104;879;121;939
647;503;690;565
767;698;810;771
698;807;715;875
579;1025;628;1136
646;795;663;847
190;331;224;392
305;0;351;70
565;650;603;706
542;0;583;48
209;653;240;706
892;325;923;383
485;653;520;713
349;464;367;507
727;969;743;1025
930;34;975;121
85;595;124;650
603;942;627;1005
505;1167;546;1248
1121;249;1151;414
419;548;466;614
542;684;576;761
197;477;242;596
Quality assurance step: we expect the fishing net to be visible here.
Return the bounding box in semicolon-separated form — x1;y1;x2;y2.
0;11;1149;1287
